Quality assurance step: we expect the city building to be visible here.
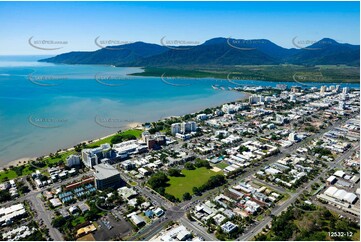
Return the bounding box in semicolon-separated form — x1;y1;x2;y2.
0;203;27;226
342;87;349;94
159;225;192;241
142;132;166;149
290;94;297;102
93;163;124;190
221;221;238;233
81;143;111;168
320;85;327;95
130;214;146;227
196;113;208;121
66;154;81;167
171;122;197;135
249;95;265;104
288;132;298;142
112;140;147;155
290;86;301;93
171;123;181;135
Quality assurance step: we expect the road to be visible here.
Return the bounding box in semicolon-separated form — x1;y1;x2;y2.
28;194;64;241
2;106;353;241
1;171;93;241
237;141;359;241
123;169;218;241
126;115;355;241
179;217;217;241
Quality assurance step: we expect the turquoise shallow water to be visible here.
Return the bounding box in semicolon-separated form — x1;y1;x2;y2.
0;56;247;164
0;56;359;165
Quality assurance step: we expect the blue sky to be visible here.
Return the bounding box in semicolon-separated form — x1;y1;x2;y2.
0;1;359;55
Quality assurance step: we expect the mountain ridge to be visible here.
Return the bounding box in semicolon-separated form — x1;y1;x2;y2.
39;37;360;67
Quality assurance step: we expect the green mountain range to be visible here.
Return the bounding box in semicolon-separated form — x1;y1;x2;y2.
39;37;360;67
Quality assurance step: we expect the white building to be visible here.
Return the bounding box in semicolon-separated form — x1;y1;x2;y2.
81;143;111;168
66;154;81;167
0;203;26;226
275;114;287;124
342;87;349;94
171;123;181;135
181;121;197;133
196;113;208;121
222;104;236;114
159;225;191;241
249;95;264;104
288;132;298;142
221;221;238;233
290;94;297;102
171;121;197;135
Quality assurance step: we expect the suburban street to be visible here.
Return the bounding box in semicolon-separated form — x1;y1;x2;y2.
237;142;359;241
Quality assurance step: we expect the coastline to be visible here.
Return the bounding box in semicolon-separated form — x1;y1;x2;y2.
0;121;142;171
1;92;250;171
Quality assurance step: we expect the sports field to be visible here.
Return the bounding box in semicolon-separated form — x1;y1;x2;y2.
165;167;218;200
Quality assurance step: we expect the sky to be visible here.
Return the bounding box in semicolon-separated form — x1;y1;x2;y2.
0;1;359;55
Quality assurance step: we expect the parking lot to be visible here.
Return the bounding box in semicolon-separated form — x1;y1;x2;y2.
93;214;133;240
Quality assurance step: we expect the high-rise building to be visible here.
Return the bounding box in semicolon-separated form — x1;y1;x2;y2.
93;163;124;190
342;87;350;94
81;143;111;168
222;104;236;114
249;95;260;104
171;123;181;135
320;85;327;95
66;154;81;167
171;121;197;135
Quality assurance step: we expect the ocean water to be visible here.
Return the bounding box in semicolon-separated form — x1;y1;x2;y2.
0;56;359;165
0;56;246;165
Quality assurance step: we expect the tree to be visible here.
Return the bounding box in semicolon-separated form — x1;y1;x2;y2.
186;212;194;221
238;145;250;153
192;187;202;196
51;216;66;228
194;159;211;169
184;162;195;170
0;190;11;202
217;133;225;140
147;172;169;193
168;168;182;177
110;133;136;144
182;192;192;201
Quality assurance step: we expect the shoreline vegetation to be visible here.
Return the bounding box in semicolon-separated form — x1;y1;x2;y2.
0;93;250;181
128;65;360;83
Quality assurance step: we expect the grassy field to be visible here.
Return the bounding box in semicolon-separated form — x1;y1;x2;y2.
71;216;86;227
165;167;219;200
86;129;143;148
215;162;228;169
0;170;18;181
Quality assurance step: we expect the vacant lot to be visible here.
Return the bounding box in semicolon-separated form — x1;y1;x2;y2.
165;167;218;200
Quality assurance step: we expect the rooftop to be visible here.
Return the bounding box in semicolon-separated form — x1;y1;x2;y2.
93;163;120;180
